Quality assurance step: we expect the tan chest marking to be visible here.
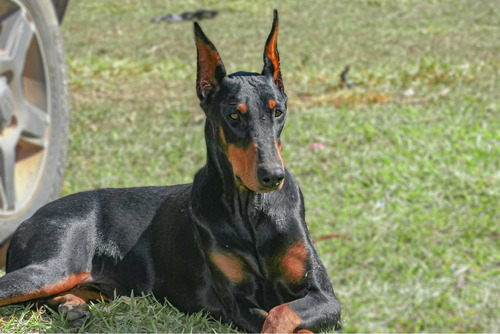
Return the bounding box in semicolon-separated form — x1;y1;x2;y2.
210;252;245;283
280;240;308;283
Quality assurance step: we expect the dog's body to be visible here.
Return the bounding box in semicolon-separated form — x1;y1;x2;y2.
0;11;341;332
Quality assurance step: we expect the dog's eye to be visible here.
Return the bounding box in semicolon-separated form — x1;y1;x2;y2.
229;113;239;120
274;110;283;118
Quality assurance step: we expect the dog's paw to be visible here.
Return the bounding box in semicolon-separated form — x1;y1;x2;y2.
58;303;91;328
261;304;303;333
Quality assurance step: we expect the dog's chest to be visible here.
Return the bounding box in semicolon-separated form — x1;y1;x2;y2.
209;236;309;286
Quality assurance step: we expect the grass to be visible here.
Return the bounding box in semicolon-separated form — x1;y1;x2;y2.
2;0;500;332
0;293;238;333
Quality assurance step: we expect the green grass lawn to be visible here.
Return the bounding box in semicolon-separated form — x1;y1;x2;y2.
2;0;500;332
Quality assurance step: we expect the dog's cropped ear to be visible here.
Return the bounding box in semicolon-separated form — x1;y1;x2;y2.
194;22;227;100
262;9;284;93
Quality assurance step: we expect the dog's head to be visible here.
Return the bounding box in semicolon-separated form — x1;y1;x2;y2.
194;10;287;193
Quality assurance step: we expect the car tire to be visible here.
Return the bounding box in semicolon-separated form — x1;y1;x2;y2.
0;0;70;240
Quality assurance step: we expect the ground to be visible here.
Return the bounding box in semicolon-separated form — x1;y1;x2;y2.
1;0;499;332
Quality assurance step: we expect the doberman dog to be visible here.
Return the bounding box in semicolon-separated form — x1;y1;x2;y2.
0;10;341;333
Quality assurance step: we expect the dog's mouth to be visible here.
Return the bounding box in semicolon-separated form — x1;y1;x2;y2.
235;175;284;193
258;183;283;193
226;141;285;193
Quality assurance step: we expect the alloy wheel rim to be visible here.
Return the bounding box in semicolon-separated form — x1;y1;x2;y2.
0;0;51;217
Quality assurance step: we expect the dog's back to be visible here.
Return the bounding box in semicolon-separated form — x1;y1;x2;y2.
4;185;191;293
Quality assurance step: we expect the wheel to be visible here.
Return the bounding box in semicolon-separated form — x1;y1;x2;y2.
0;0;70;240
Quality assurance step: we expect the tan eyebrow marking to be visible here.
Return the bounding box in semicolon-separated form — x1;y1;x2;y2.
268;99;276;110
237;103;247;114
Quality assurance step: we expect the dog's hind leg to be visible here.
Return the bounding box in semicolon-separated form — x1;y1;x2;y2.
0;264;93;306
0;265;95;327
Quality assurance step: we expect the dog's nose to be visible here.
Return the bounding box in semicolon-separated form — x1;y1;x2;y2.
257;166;285;189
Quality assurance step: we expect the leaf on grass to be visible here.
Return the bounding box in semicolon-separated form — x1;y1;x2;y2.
291;90;392;108
310;142;327;152
314;233;351;242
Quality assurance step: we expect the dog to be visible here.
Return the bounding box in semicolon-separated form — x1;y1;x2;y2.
0;10;341;333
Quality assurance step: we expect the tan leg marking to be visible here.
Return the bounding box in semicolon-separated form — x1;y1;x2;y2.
0;272;92;306
261;304;303;333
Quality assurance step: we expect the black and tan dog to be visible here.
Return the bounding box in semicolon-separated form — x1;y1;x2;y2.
0;10;341;333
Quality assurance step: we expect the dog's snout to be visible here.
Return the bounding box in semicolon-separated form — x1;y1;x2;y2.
257;166;285;189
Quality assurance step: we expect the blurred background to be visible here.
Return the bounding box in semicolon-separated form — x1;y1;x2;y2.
2;0;500;332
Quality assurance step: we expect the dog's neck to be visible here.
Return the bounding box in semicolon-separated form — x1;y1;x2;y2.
190;119;263;223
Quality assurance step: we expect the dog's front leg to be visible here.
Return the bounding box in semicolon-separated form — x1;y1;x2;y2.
261;291;341;333
261;252;341;334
